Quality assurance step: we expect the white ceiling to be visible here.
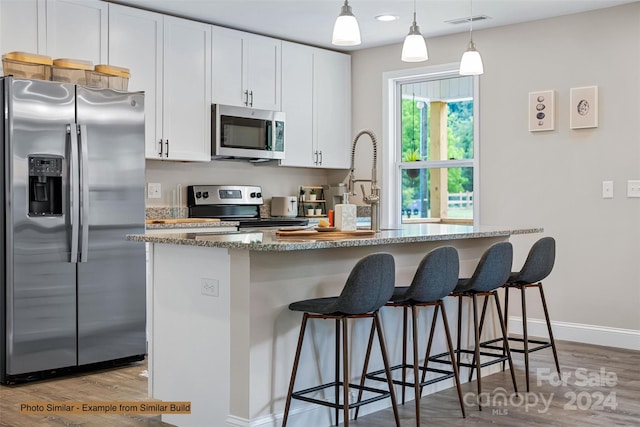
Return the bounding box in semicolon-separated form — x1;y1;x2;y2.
111;0;638;51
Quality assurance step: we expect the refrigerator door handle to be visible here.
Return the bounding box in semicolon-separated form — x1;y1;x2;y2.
69;124;80;263
79;124;90;263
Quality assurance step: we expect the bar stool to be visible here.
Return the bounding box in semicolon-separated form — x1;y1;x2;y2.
479;236;560;392
359;246;466;425
282;253;400;427
430;241;518;410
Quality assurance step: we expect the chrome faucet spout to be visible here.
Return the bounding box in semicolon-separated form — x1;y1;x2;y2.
349;130;380;232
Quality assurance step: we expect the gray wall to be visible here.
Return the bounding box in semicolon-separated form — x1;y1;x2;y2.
349;4;640;339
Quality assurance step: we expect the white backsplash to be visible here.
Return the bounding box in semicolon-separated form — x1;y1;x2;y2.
145;159;348;211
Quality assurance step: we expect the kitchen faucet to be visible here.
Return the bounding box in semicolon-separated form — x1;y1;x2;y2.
349;130;380;232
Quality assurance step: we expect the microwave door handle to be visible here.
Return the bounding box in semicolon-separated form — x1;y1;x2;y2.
68;124;79;263
79;124;90;263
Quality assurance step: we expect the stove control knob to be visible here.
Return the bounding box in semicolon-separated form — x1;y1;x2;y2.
250;192;256;198
256;192;262;198
202;192;209;199
195;191;202;199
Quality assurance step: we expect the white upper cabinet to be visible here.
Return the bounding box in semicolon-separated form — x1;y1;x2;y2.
45;0;108;64
212;27;281;111
313;48;351;169
0;0;44;61
108;4;163;159
109;5;211;162
280;42;314;167
161;16;211;161
280;42;351;169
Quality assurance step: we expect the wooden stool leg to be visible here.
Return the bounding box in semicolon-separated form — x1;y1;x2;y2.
402;306;408;404
521;285;531;392
502;286;510;372
342;317;350;427
283;313;310;427
411;305;421;425
440;303;466;418
494;291;518;394
470;293;483;410
419;304;439;395
469;295;490;382
539;284;561;375
335;319;341;426
374;312;401;427
354;319;376;420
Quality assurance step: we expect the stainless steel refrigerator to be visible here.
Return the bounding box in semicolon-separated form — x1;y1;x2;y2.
0;77;146;383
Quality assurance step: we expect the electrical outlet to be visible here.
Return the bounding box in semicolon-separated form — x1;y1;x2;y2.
627;180;640;198
602;181;614;199
201;278;219;297
148;183;161;199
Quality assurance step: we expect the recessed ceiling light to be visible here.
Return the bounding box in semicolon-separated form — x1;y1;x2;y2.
375;14;399;22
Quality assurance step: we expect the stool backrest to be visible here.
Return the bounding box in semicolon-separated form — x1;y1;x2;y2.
333;253;396;315
463;242;513;293
510;237;555;284
403;246;460;303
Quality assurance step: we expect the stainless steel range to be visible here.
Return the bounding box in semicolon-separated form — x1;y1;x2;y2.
187;185;309;229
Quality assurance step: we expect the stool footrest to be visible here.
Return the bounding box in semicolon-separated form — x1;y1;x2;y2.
479;337;553;354
366;364;455;388
429;348;510;369
291;381;391;410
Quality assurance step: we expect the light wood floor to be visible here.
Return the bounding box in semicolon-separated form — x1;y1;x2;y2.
1;340;638;426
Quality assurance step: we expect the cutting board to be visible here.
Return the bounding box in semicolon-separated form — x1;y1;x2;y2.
146;218;221;224
275;229;376;238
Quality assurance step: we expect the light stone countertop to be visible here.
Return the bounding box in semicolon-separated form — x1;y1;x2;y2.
145;221;239;230
129;223;543;252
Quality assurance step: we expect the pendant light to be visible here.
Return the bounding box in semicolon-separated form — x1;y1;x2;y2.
401;0;428;62
459;0;484;75
332;0;361;46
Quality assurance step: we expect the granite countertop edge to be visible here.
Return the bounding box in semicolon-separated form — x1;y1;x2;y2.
145;221;239;230
128;225;543;252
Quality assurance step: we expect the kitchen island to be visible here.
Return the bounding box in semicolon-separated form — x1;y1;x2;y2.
129;224;541;427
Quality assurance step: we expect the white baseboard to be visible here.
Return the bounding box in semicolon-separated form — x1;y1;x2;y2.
507;316;640;351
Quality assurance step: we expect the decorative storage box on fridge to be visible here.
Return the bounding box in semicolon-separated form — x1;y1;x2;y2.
2;51;52;80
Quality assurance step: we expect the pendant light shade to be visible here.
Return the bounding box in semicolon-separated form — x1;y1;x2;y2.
332;0;361;46
401;1;428;62
459;0;483;75
459;40;484;75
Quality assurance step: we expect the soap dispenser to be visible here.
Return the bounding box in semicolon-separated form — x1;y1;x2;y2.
334;193;357;231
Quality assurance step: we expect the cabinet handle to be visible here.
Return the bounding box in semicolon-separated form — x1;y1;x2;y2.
243;90;249;106
313;150;317;165
249;90;254;107
165;140;169;158
159;139;163;157
319;150;323;165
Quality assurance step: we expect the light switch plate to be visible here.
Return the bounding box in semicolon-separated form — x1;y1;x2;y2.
148;182;161;199
602;181;614;199
627;180;640;198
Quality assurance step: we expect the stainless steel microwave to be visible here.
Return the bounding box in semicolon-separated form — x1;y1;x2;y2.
212;104;285;160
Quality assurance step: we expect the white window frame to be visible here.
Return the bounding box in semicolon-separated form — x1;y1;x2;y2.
381;63;480;228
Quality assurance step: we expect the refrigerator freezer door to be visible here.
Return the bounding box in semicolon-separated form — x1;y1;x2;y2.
75;87;146;365
4;79;78;377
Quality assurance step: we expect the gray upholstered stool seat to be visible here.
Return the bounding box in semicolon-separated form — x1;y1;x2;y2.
479;236;560;392
360;246;465;425
282;253;400;427
429;241;518;410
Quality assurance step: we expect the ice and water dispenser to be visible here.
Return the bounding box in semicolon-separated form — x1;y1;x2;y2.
28;155;63;216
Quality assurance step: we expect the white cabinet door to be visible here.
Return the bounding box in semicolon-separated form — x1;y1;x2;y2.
108;4;163;159
211;26;244;108
244;33;281;111
0;0;44;63
314;49;351;169
162;16;211;161
280;42;314;167
45;0;108;64
280;44;351;169
212;27;281;111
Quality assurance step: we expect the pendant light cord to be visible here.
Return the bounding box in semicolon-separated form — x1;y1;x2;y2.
469;0;473;41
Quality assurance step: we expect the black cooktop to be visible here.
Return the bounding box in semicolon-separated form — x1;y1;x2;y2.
236;218;309;229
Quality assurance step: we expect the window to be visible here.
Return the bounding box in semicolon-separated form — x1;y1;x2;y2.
382;65;479;226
